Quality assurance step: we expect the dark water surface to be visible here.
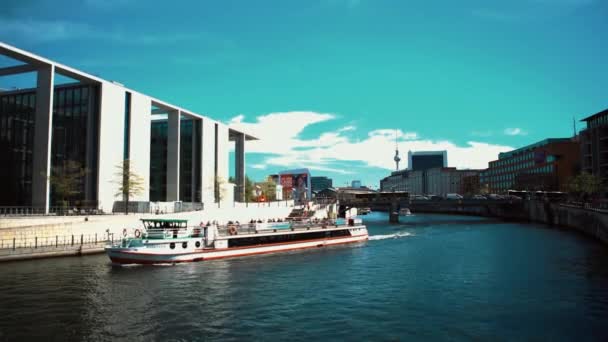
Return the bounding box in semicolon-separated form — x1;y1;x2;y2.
1;213;608;341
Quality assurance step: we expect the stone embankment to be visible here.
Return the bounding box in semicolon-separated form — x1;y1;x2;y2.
409;200;608;244
0;201;295;262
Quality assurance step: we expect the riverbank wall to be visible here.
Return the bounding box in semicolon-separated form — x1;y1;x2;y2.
409;200;608;244
0;201;295;262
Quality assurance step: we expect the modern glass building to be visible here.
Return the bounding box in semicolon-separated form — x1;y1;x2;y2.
0;84;100;207
480;138;580;193
149;118;202;203
311;176;333;192
0;42;255;213
408;151;447;171
580;109;608;182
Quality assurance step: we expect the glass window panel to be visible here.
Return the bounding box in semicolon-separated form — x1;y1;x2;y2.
58;91;65;108
73;88;81;105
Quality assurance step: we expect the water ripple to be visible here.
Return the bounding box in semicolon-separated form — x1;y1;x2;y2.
1;212;608;341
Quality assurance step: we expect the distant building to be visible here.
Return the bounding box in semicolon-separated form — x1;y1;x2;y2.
425;167;481;196
580;109;608;182
480;138;580;193
351;180;362;188
380;169;425;193
277;168;312;202
461;174;481;195
311;176;333;191
316;187;338;199
408;151;447;171
380;167;479;195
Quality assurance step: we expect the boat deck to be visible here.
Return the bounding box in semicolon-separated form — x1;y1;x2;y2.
216;223;365;240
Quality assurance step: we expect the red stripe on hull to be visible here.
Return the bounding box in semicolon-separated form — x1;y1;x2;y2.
109;236;368;265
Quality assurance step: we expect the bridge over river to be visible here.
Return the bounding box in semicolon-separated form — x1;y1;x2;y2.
335;191;525;222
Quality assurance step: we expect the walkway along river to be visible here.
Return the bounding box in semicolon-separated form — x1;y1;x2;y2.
0;212;607;341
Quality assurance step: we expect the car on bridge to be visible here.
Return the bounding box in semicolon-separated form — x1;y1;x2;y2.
445;193;464;200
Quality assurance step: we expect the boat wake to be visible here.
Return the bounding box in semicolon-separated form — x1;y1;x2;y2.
369;232;413;241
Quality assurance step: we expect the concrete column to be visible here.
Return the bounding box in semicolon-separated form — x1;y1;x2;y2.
235;132;246;202
191;119;198;202
389;200;400;223
166;110;180;201
31;64;55;213
200;119;215;204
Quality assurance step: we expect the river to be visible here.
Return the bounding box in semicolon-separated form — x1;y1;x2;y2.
1;212;607;341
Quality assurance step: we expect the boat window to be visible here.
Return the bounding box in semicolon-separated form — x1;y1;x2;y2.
227;229;350;248
182;242;188;249
170;243;175;249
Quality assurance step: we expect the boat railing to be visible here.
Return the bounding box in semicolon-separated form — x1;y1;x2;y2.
140;226;205;239
217;219;354;236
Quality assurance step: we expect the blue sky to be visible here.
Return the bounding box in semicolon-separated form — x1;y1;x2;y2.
1;0;607;187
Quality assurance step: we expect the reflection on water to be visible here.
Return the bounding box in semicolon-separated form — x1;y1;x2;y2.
1;212;608;341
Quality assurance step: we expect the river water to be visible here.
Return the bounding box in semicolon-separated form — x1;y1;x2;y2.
1;213;608;341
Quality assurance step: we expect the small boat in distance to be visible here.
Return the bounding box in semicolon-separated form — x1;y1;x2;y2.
399;208;411;216
358;207;371;215
105;217;368;265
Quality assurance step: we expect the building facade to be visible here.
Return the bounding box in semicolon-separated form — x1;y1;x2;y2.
311;176;333;192
380;167;478;196
277;168;312;202
408;150;447;171
580;108;608;181
479;138;580;193
0;42;255;212
425;168;481;196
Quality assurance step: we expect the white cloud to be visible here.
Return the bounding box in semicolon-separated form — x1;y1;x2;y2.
368;129;418;140
338;125;356;132
229;114;245;125
504;127;527;136
229;111;513;172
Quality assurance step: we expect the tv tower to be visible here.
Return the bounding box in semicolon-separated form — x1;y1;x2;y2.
393;130;401;171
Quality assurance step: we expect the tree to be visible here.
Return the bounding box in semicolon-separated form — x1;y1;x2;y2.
114;159;145;214
215;176;228;203
265;181;277;201
245;176;255;202
48;160;89;210
568;172;603;201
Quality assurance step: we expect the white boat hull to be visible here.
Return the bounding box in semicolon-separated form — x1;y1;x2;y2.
106;231;368;265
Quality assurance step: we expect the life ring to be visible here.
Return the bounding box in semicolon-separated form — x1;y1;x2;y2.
134;229;141;238
122;228;127;237
229;226;237;235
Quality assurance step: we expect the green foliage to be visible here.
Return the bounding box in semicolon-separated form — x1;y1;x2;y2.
215;176;228;202
245;176;254;202
48;160;89;208
114;159;145;214
568;172;603;197
265;181;277;201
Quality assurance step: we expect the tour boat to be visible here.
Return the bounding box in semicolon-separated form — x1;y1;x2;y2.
105;217;368;265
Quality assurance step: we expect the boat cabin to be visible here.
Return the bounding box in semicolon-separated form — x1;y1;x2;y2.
141;219;193;239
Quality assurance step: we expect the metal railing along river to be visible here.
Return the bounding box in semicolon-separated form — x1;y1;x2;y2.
0;233;117;258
